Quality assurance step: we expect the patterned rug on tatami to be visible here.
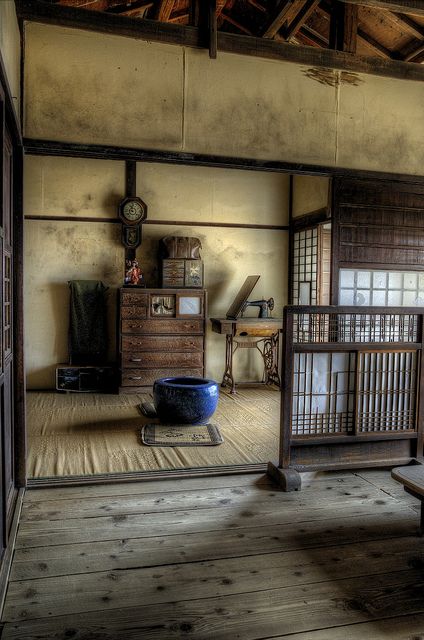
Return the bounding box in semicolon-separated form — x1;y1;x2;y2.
141;423;224;447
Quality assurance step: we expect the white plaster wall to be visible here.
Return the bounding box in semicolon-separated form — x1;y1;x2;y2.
24;22;424;176
24;155;289;388
24;156;125;217
292;175;330;218
24;24;183;151
0;0;20;120
337;76;424;174
137;163;289;226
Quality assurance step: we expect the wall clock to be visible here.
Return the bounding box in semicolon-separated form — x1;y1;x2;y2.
118;196;147;226
122;224;141;249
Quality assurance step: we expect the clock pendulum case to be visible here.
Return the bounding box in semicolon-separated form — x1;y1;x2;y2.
119;162;148;286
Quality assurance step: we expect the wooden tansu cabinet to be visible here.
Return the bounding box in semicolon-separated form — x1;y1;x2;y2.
119;288;207;392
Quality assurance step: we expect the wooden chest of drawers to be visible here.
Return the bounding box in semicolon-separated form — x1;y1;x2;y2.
119;288;207;392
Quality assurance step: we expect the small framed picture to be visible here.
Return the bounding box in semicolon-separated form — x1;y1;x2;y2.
151;295;176;316
184;260;203;288
176;293;203;317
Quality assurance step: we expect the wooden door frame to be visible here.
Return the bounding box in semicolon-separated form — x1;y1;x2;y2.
0;51;25;490
21;138;424;487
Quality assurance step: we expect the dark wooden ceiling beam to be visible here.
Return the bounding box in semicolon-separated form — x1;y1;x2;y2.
209;0;217;58
247;0;266;13
329;1;358;53
16;0;424;81
283;0;321;41
216;0;227;17
23;137;424;186
403;41;424;61
106;1;154;16
341;1;424;18
299;24;328;47
357;26;397;57
155;0;175;22
391;12;424;39
54;0;108;7
260;0;296;39
169;10;189;23
221;12;253;35
321;2;393;58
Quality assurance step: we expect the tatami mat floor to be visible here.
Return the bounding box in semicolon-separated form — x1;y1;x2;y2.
27;387;280;478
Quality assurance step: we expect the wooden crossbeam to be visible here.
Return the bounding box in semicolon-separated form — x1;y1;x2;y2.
16;0;424;82
216;0;227;17
58;0;109;7
247;0;266;13
155;0;175;21
107;1;154;16
298;24;328;47
321;2;393;58
341;1;424;18
391;12;424;39
169;10;189;23
260;0;296;39
329;1;358;53
283;0;321;41
209;0;217;58
358;26;396;57
404;41;424;61
221;13;253;35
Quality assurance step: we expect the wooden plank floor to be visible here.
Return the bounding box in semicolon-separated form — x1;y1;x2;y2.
2;469;424;639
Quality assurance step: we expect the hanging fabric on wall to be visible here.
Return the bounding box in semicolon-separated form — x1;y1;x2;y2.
68;280;108;365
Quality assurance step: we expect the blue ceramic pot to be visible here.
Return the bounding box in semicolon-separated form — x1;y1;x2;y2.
153;377;219;425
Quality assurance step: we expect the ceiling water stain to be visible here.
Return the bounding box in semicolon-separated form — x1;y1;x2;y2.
303;67;363;87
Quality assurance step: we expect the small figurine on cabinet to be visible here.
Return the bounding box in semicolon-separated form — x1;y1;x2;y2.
124;259;143;286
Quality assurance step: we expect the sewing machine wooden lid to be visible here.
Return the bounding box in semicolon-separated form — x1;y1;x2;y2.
226;275;260;320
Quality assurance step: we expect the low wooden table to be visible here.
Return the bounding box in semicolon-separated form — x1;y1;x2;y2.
210;317;282;394
391;463;424;534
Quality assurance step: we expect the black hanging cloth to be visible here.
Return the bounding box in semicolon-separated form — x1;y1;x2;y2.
68;280;108;365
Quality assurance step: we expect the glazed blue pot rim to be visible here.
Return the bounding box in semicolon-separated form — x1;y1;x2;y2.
154;376;218;389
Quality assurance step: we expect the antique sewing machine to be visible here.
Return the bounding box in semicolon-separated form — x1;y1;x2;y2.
210;276;281;393
241;297;274;319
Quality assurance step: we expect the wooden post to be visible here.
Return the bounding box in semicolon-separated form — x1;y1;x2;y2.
124;160;138;264
329;1;358;53
12;143;26;488
416;313;424;458
209;0;217;59
267;307;301;491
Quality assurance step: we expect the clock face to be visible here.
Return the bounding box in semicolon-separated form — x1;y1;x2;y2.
119;197;147;225
178;296;201;315
123;200;143;222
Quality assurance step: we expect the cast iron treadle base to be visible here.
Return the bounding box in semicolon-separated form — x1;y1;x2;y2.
267;461;301;492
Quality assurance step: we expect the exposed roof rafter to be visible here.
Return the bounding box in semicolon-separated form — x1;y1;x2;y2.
341;0;424;18
403;40;424;61
17;0;424;74
155;0;175;22
283;0;321;41
260;0;296;39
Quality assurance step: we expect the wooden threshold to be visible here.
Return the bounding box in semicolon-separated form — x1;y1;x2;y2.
26;463;268;488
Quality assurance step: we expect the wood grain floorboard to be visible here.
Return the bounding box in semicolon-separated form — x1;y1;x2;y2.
10;510;417;581
2;470;423;639
19;475;380;522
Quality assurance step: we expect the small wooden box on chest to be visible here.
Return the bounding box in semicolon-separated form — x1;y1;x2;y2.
119;288;207;392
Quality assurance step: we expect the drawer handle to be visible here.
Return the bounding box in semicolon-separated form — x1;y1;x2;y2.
129;376;142;380
131;358;142;362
